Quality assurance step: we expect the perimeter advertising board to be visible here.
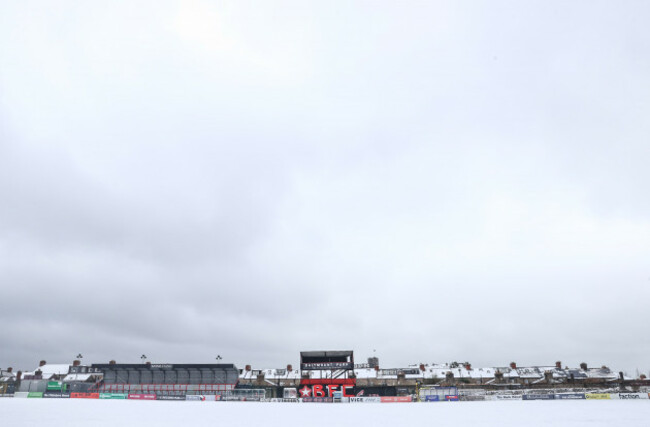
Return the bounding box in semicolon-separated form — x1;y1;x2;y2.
380;396;412;403
460;395;486;401
349;397;381;403
611;393;648;400
100;393;128;399
157;395;186;401
302;397;334;403
186;395;218;401
492;395;522;400
128;394;156;400
585;393;610;400
71;393;99;399
523;394;555;400
424;395;440;402
43;392;70;398
444;395;459;401
27;392;43;398
555;393;585;399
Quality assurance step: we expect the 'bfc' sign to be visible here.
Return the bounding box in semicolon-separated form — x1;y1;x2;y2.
299;384;355;398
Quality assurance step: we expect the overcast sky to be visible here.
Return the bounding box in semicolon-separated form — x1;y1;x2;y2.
1;0;649;375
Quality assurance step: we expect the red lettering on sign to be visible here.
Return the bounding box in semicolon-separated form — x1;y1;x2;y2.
312;385;325;397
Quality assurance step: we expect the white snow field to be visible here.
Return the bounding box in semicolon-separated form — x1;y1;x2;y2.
1;399;648;427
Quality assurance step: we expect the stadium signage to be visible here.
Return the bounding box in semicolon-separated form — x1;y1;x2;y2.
150;364;173;369
43;392;70;398
302;397;333;403
424;395;440;402
128;394;156;400
27;392;43;398
301;362;353;370
299;384;355;398
523;394;555;400
444;395;459;401
585;393;610;400
100;393;128;399
614;393;648;400
70;393;99;399
493;395;522;400
157;395;185;400
381;396;413;403
555;393;585;400
186;395;217;401
350;397;381;403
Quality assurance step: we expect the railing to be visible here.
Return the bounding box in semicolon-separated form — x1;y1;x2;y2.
91;383;236;393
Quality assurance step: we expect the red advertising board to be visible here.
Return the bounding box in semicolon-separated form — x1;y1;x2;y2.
128;394;157;400
70;393;99;399
380;396;412;403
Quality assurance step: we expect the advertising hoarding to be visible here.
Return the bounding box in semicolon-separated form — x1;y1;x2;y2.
523;394;555;400
585;393;610;400
555;393;585;399
127;394;156;400
157;395;186;400
380;396;412;403
100;393;128;399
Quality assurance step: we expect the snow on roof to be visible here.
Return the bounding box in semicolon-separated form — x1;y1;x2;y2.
63;373;101;382
21;364;71;380
238;363;628;382
36;364;71;375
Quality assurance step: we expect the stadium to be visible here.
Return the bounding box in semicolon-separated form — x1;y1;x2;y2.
2;350;649;402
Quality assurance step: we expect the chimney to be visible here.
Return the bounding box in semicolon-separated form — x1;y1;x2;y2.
245;365;252;372
464;363;472;371
16;371;22;381
640;374;647;380
109;360;116;365
39;360;47;367
495;370;504;383
73;360;81;367
420;364;426;372
555;361;562;369
374;365;380;371
619;371;624;380
145;361;151;366
445;371;455;383
580;362;588;371
510;362;517;370
287;364;293;372
7;367;12;373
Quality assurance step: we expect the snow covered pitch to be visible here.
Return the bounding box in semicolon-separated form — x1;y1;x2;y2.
2;399;648;427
